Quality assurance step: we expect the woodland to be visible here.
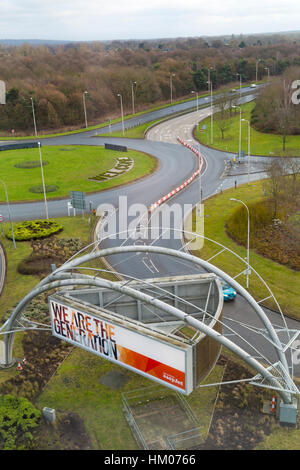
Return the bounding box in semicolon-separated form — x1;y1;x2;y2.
1;33;300;134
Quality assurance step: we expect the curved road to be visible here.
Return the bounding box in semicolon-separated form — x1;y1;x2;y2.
1;85;299;380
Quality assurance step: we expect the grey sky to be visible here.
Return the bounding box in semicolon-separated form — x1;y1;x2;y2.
1;0;300;41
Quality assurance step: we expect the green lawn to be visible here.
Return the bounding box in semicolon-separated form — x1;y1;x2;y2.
36;346;224;450
188;181;300;318
196;101;300;157
0;145;157;202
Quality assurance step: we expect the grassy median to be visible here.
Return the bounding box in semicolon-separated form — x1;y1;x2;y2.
195;101;300;157
0;145;157;202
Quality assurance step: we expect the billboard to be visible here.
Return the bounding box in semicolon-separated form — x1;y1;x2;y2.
0;81;5;105
49;295;194;394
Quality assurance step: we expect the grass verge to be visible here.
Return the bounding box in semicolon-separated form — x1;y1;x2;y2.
195;100;300;157
188;180;300;318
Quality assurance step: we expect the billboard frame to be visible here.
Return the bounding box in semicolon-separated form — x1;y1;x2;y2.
48;293;194;395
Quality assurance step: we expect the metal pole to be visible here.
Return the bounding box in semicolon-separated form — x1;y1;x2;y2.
210;82;213;144
230;198;250;289
30;97;37;137
38;142;49;220
256;59;260;82
131;81;136;115
0;178;16;249
117;94;124;136
191;91;198;112
242;118;251;186
233;105;241;160
170;73;175;104
83;91;88;128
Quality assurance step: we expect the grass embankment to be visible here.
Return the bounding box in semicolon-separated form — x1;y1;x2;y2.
195;100;300;157
0;145;157;202
188;181;300;318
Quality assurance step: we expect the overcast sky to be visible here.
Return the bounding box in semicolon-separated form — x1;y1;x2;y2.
1;0;300;41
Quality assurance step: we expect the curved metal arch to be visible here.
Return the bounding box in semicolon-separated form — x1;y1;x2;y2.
2;272;293;404
42;242;290;374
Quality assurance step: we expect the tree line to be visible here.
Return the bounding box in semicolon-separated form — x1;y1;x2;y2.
1;35;300;135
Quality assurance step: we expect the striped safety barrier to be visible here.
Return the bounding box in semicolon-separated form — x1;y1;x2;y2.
271;395;276;413
149;137;204;212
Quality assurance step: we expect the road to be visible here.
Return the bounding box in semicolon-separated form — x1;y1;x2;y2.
0;84;299;380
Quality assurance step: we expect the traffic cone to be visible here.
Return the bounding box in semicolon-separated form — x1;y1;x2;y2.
17;362;23;371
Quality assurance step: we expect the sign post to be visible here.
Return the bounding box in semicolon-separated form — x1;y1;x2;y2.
70;191;86;218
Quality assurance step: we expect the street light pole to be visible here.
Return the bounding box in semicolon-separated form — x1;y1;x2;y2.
232;105;242;161
230;198;250;288
207;81;213;144
191;90;198;112
117;93;124;136
83;91;88;128
38;142;49;220
237;73;242;97
170;73;175;103
242;118;251;186
0;178;16;249
256;59;261;82
30;97;37;137
264;67;270;81
131;81;136;115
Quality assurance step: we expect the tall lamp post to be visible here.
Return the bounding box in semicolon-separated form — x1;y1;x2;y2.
0;178;16;249
230;198;250;288
191;90;199;112
170;73;175;104
207;80;213;144
255;59;261;82
242;118;251;186
82;91;88;128
264;67;270;81
232;105;242;161
30;97;37;137
207;67;214;91
117;93;124;136
131;81;136;115
237;73;242;97
38;142;49;220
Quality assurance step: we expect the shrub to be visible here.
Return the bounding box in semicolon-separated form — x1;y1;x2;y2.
6;219;63;241
0;395;41;450
29;184;59;194
14;160;49;169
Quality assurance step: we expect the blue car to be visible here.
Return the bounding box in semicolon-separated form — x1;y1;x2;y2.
218;278;237;301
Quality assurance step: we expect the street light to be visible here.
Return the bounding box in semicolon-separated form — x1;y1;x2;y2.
131;81;136;115
264;67;270;81
207;80;213;144
38;142;49;220
242;118;251;186
230;198;250;288
82;91;88;128
232;105;242;161
255;59;261;82
170;73;175;103
117;93;124;136
0;178;16;249
30;97;37;137
207;67;214;91
191;90;199;112
236;73;242;96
